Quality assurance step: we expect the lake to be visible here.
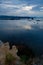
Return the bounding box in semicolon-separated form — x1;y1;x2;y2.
0;18;43;55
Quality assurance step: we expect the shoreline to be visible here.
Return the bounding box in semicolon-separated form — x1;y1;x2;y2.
0;40;43;57
0;42;43;65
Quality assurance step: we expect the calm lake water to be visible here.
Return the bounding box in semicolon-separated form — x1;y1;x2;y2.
0;19;43;55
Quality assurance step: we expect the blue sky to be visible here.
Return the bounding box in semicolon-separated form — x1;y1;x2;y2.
0;0;43;16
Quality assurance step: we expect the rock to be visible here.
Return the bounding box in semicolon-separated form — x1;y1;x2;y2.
0;40;3;46
16;45;34;58
0;42;19;65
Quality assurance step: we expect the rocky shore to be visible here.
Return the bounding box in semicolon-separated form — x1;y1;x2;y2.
0;41;43;65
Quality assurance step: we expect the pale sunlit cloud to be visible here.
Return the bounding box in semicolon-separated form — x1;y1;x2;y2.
22;5;37;11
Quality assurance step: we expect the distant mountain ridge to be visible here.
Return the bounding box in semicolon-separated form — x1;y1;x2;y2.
0;15;34;20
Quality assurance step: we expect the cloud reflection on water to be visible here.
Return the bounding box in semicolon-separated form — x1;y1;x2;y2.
0;20;43;31
0;20;43;55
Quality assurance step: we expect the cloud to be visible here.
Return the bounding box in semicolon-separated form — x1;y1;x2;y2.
0;0;43;16
40;10;43;12
0;4;20;9
40;6;43;12
22;6;33;11
41;7;43;9
0;3;37;16
40;7;43;9
14;5;38;16
21;5;37;11
4;1;12;4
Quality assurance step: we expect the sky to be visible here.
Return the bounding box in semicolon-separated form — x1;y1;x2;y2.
0;0;43;17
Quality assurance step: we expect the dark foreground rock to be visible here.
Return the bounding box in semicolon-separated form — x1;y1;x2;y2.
16;45;35;59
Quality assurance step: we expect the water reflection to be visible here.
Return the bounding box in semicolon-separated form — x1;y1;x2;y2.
0;20;43;30
0;19;43;55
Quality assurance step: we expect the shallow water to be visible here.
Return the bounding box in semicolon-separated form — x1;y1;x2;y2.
0;19;43;55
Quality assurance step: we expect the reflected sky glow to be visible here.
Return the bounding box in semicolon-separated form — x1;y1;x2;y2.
0;19;43;55
0;20;43;31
